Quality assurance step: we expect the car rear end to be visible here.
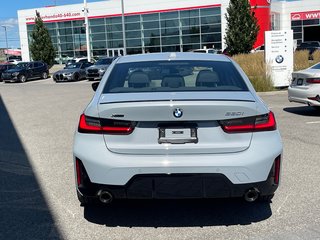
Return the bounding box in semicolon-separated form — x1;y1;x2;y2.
288;65;320;107
73;53;282;204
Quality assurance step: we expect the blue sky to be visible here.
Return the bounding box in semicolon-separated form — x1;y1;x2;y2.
0;0;301;49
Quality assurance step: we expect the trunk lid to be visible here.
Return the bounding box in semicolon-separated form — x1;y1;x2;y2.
98;92;257;155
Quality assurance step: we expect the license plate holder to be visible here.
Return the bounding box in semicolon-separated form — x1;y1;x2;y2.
297;79;303;85
158;127;198;144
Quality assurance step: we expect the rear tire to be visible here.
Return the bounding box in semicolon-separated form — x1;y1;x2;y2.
312;106;320;112
73;73;80;81
19;74;26;83
41;72;48;79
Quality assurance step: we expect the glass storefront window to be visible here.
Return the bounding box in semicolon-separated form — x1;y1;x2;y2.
182;44;201;52
125;15;140;23
92;41;107;49
126;22;141;31
144;37;160;46
142;13;159;22
91;25;105;33
200;7;221;16
126;30;141;39
144;29;160;37
143;21;160;30
160;11;178;20
58;28;73;36
201;24;221;33
89;18;105;26
107;32;123;40
182;35;200;44
73;27;86;34
161;45;180;52
106;17;122;24
58;21;71;28
72;20;84;27
106;24;122;32
127;48;143;54
59;35;73;43
91;33;106;41
107;40;124;48
126;38;142;47
161;19;179;28
180;9;199;18
181;17;199;26
201;16;221;25
60;43;74;51
182;26;200;35
161;27;179;36
161;36;180;45
201;33;221;43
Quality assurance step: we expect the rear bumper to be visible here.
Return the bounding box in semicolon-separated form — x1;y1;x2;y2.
288;86;320;106
77;171;278;200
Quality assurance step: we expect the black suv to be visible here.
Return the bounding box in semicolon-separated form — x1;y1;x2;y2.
2;61;49;83
0;64;15;82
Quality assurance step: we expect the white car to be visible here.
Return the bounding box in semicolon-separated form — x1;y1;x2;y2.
288;62;320;108
73;53;282;205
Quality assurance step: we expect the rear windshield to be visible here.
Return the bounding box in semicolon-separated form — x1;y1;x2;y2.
311;63;320;69
103;60;248;93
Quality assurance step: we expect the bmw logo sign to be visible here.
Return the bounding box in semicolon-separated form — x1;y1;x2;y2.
173;108;183;118
275;55;284;64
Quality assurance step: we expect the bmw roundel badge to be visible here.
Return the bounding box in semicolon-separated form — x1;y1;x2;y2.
173;108;183;118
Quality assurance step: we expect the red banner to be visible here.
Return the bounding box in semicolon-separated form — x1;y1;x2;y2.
291;10;320;21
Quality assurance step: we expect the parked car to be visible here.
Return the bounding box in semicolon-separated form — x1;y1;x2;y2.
296;41;320;59
2;61;49;83
0;64;15;82
73;52;282;205
190;48;219;54
65;57;89;67
288;62;320;109
86;57;116;81
53;62;93;82
251;45;265;53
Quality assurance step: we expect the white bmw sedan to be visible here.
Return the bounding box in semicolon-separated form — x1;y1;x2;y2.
73;53;282;205
288;62;320;108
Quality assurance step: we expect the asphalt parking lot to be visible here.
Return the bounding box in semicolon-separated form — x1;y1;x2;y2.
0;78;320;240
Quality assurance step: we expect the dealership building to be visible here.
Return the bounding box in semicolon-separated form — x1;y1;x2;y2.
17;0;320;62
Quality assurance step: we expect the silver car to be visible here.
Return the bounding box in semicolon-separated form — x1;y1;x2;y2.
53;62;93;82
288;62;320;108
73;53;282;205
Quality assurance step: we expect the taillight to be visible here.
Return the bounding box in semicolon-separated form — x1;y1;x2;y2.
78;114;135;134
306;78;320;84
220;111;276;133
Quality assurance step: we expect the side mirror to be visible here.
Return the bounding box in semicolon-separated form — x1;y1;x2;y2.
92;82;99;92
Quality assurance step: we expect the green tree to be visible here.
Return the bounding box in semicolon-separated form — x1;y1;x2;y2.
29;11;55;67
225;0;259;55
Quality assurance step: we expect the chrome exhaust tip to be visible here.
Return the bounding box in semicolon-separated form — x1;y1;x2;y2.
97;190;113;204
244;188;259;202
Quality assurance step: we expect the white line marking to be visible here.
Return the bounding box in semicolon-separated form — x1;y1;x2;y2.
306;121;320;124
277;193;292;214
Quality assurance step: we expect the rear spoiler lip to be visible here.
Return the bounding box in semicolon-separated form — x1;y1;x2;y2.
98;91;256;105
99;99;255;105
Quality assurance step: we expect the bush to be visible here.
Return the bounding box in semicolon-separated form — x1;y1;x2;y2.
233;52;274;92
232;51;320;92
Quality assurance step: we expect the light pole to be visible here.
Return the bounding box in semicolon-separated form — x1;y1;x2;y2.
1;25;9;61
83;0;91;62
121;0;126;55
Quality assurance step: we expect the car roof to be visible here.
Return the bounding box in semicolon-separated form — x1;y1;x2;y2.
116;52;230;64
